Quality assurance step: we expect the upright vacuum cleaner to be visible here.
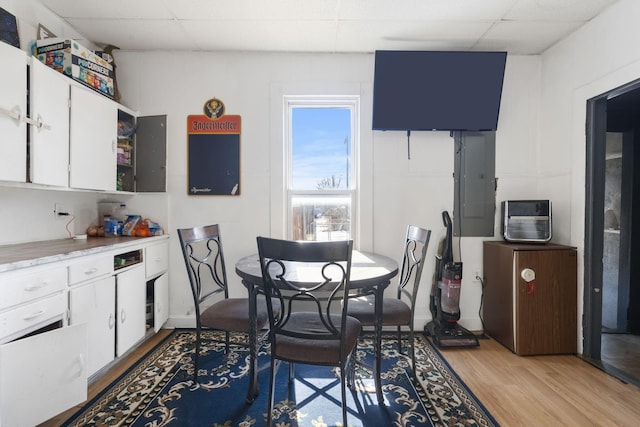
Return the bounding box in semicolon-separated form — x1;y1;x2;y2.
425;211;479;348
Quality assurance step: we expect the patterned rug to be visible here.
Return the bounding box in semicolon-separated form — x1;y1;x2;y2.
62;329;498;426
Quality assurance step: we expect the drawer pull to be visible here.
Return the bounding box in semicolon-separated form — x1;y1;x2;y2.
84;268;99;275
25;282;48;292
23;309;45;320
108;313;115;329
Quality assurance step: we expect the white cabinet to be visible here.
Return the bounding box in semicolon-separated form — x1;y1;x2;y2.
0;323;87;427
69;276;116;377
116;264;146;356
0;263;87;427
29;58;71;187
145;241;169;332
151;273;169;332
69;85;117;191
0;42;27;183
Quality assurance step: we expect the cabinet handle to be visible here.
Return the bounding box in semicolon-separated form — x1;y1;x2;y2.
23;114;52;131
0;106;22;123
120;309;126;323
84;267;99;275
25;281;48;292
23;309;45;320
109;313;115;329
77;353;85;378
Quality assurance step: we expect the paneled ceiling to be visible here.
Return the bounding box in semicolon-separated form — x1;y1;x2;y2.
38;0;618;55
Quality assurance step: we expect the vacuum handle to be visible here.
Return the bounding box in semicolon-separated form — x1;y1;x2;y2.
442;211;452;229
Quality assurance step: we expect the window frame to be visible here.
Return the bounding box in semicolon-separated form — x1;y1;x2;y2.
284;95;360;242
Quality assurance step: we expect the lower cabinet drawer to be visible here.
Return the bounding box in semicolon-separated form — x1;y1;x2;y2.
0;292;66;343
68;254;113;285
0;265;67;311
145;241;168;278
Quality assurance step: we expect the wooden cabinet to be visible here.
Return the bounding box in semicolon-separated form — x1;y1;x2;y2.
0;41;27;183
483;241;577;355
69;85;118;191
29;58;71;187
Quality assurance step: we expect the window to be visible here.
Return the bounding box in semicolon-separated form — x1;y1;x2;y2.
285;96;359;241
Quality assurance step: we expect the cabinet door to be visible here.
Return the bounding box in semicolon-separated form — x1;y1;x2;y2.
514;249;577;355
0;42;27;182
0;324;87;427
69;276;116;377
153;273;169;332
29;59;71;187
116;265;146;356
69;86;117;191
136;115;167;192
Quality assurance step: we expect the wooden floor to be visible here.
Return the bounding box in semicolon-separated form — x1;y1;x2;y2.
441;336;640;426
40;330;640;426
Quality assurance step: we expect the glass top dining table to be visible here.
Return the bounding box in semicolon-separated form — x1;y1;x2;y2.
235;250;399;405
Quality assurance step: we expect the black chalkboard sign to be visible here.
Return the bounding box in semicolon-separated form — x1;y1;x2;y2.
187;115;241;195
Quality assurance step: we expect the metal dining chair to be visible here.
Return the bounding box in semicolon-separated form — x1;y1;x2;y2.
347;225;431;380
177;224;273;403
256;237;360;426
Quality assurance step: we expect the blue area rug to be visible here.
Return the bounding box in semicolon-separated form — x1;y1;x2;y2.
63;329;498;426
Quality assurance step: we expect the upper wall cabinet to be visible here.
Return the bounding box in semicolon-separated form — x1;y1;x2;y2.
135;115;167;192
69;85;118;191
29;59;71;187
116;110;167;193
0;42;27;183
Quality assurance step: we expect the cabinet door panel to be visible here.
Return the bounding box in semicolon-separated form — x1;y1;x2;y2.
69;86;117;191
153;273;169;332
136;115;167;192
116;265;146;356
514;249;577;355
0;42;27;182
70;276;116;376
0;324;87;426
30;59;70;187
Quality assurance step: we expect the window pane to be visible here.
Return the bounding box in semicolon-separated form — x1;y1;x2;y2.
291;108;351;190
291;195;351;241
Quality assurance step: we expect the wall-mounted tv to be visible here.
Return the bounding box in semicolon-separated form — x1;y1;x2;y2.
372;50;507;131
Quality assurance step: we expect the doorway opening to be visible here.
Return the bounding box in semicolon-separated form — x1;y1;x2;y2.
585;79;640;386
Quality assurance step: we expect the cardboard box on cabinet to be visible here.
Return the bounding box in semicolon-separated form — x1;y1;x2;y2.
35;38;115;99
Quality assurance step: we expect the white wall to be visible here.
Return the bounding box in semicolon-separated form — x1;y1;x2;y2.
6;0;637;347
114;50;541;330
539;0;640;352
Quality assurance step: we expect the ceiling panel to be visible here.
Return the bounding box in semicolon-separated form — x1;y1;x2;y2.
36;0;620;54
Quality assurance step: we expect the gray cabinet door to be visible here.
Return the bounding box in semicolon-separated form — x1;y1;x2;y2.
136;115;167;192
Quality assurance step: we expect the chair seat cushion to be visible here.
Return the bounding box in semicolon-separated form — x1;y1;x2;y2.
347;296;411;326
274;312;361;365
200;297;275;332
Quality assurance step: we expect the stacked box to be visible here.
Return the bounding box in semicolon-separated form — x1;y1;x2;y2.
36;38;115;99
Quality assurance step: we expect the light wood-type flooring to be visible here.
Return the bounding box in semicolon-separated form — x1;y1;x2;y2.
39;330;640;426
442;336;640;426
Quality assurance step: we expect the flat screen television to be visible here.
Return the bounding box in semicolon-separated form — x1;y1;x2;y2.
372;50;507;131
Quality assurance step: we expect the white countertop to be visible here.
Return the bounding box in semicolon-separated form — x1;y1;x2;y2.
0;235;169;273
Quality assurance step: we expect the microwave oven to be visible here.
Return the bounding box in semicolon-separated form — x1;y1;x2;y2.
501;200;552;243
